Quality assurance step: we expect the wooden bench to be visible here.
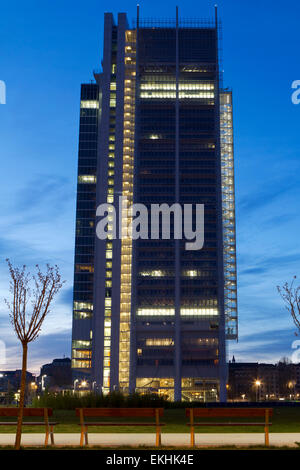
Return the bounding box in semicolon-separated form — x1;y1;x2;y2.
76;407;165;447
186;408;273;447
0;408;58;446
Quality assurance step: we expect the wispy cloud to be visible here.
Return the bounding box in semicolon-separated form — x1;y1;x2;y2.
229;327;297;363
2;330;72;374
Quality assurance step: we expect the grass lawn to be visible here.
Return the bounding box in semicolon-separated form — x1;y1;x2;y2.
0;407;299;433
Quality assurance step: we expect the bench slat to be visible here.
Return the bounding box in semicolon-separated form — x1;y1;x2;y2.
0;422;58;426
0;408;53;417
78;422;166;426
187;422;272;426
186;408;273;418
76;408;163;418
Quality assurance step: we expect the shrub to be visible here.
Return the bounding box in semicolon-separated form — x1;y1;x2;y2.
32;391;170;410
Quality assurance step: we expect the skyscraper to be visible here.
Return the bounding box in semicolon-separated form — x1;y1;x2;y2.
71;8;237;401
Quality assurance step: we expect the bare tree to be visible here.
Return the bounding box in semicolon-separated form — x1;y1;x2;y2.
277;276;300;334
5;260;64;449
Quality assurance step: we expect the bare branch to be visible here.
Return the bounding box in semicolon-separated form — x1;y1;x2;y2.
277;276;300;334
5;259;65;345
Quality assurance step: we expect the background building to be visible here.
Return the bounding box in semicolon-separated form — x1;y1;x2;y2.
228;359;300;401
0;370;36;404
38;358;72;392
71;8;238;401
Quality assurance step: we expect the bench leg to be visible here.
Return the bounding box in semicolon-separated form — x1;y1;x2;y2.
190;426;195;448
80;427;84;447
264;426;269;447
45;428;49;447
156;426;161;447
85;426;88;446
50;425;55;445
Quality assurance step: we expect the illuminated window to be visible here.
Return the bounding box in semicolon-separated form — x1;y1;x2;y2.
72;349;92;359
181;308;218;316
80;100;99;109
78;175;97;184
136;378;174;388
145;338;174;346
137;308;175;316
140;91;214;100
149;134;160;140
139;270;165;277
75;264;94;273
184;270;197;277
72;339;91;349
74;311;93;320
136;308;218;317
73;301;93;311
71;359;91;368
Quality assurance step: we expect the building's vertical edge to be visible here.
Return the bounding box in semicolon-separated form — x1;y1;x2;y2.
119;22;137;392
110;13;128;391
92;13;114;390
174;5;182;402
220;90;238;341
129;5;139;394
214;6;227;402
230;90;238;340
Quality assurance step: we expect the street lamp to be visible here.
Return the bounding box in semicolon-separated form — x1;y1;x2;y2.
41;375;47;391
73;379;79;393
288;381;296;400
255;380;261;402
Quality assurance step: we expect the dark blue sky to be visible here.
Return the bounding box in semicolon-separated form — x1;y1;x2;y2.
0;0;300;373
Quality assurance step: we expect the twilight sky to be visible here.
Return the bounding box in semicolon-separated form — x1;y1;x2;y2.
0;0;300;375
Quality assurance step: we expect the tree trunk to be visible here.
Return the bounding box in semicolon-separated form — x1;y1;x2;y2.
15;342;28;450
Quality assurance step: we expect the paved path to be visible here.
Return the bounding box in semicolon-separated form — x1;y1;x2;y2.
1;433;300;447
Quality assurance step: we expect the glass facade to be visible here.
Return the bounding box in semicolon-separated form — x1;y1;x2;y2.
71;84;99;377
133;25;224;400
